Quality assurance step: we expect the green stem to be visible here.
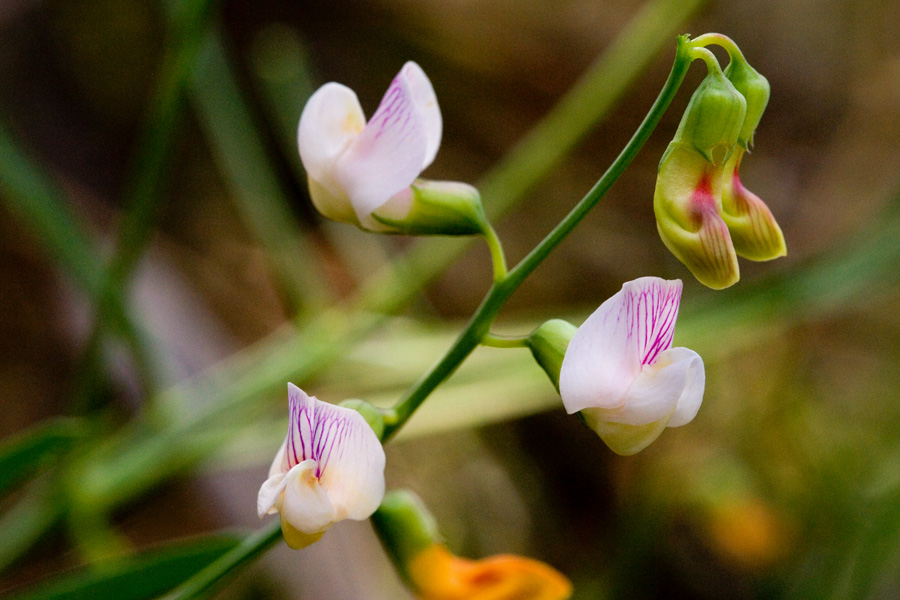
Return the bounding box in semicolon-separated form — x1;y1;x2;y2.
482;224;508;282
382;35;694;441
481;334;529;348
691;32;744;62
161;519;283;600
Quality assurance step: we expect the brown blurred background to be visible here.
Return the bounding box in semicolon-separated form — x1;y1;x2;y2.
3;0;900;598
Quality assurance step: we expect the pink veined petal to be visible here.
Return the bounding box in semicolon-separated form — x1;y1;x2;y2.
285;383;316;471
607;346;701;427
400;61;442;168
313;402;386;521
559;277;683;414
297;83;366;186
665;347;705;427
333;68;429;222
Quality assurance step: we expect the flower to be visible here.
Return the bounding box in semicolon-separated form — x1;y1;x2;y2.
298;61;486;235
654;144;740;289
558;277;704;455
257;384;386;549
719;148;787;261
408;545;573;600
373;490;572;600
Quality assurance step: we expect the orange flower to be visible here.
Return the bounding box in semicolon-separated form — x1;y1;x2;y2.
408;544;573;600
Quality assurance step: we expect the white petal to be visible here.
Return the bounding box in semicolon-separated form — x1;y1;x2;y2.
559;277;683;414
608;346;701;426
312;402;386;521
281;459;335;534
334;68;429;222
400;61;442;168
665;348;705;428
267;438;288;479
297;83;366;185
257;471;288;518
582;411;670;456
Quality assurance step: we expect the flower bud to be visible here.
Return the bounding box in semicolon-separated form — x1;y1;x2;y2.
720;149;787;261
654;144;740;289
673;67;747;165
372;489;442;577
525;319;577;391
724;56;770;149
370;179;490;236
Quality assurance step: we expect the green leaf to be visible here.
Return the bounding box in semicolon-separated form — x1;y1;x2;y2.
0;419;85;495
4;534;242;600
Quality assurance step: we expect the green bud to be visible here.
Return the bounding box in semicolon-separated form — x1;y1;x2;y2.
674;68;747;165
371;179;489;236
371;489;442;579
526;319;577;391
724;56;770;149
339;399;385;440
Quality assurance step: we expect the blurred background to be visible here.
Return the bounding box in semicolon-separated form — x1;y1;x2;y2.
2;0;900;598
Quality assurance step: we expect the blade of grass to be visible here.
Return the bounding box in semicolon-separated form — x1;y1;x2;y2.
0;419;86;496
3;533;242;600
188;28;333;316
71;0;219;413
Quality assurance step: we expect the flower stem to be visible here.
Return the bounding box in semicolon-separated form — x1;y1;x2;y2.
691;32;744;61
382;35;695;441
481;334;529;348
161;519;283;600
482;223;509;282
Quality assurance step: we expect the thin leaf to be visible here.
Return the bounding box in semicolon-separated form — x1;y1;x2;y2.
189;28;334;315
4;534;242;600
0;419;85;495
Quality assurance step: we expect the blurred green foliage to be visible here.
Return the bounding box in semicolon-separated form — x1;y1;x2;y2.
2;0;900;598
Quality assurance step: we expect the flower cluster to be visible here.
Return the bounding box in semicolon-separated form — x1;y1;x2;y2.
654;38;786;289
258;38;784;598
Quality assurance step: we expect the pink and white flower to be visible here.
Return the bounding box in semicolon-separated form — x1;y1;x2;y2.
298;61;442;230
257;384;386;549
559;277;704;455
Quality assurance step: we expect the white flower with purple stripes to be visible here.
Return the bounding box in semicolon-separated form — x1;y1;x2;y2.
559;277;704;455
298;61;442;231
257;384;386;549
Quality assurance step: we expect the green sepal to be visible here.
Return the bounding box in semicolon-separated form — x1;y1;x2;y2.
371;489;442;581
371;180;488;236
339;399;385;440
724;56;770;149
673;68;746;165
526;319;577;391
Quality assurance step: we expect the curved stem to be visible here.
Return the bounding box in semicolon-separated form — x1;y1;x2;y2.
691;32;744;62
504;34;693;291
382;35;694;441
687;46;722;76
482;224;509;282
481;334;529;348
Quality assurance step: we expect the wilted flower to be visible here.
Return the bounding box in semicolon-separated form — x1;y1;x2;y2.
558;277;704;455
654;56;746;290
257;384;386;549
719;52;787;261
408;545;573;600
655;40;786;288
373;490;572;600
298;62;487;235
